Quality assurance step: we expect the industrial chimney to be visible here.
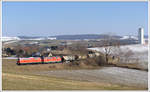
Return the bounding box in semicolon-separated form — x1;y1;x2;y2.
138;28;145;44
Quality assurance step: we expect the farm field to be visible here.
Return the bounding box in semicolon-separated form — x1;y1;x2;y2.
2;59;148;90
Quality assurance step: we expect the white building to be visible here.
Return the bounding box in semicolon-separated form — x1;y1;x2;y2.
138;28;145;44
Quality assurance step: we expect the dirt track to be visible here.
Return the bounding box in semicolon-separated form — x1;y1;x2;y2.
37;67;148;88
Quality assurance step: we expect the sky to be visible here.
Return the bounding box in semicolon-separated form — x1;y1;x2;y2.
2;2;148;37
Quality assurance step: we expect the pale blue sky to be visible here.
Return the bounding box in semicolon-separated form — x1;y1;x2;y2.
2;2;148;36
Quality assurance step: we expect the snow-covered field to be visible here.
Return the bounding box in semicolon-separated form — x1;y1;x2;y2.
89;44;148;53
88;44;148;69
119;44;148;53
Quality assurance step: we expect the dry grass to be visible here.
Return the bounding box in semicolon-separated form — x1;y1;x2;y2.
3;72;140;90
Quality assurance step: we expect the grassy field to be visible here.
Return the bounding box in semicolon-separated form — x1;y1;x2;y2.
2;59;145;90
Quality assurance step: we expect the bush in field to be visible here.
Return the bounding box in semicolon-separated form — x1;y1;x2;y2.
65;55;106;68
84;56;106;66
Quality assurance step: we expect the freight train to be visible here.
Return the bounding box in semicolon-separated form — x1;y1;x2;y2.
17;52;101;65
16;55;78;65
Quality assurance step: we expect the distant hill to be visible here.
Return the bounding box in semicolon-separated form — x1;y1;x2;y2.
13;34;148;41
18;36;45;39
50;34;122;40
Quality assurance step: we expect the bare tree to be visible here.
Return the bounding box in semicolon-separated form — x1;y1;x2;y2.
122;48;134;62
111;45;135;63
69;43;89;55
101;33;120;64
111;41;122;60
101;33;135;64
102;34;112;63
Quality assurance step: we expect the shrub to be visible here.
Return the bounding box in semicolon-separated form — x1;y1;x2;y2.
63;55;106;68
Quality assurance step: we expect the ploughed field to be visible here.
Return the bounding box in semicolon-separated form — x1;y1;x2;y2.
2;59;148;90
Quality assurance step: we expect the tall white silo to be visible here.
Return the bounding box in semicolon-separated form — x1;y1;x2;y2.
138;28;145;44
